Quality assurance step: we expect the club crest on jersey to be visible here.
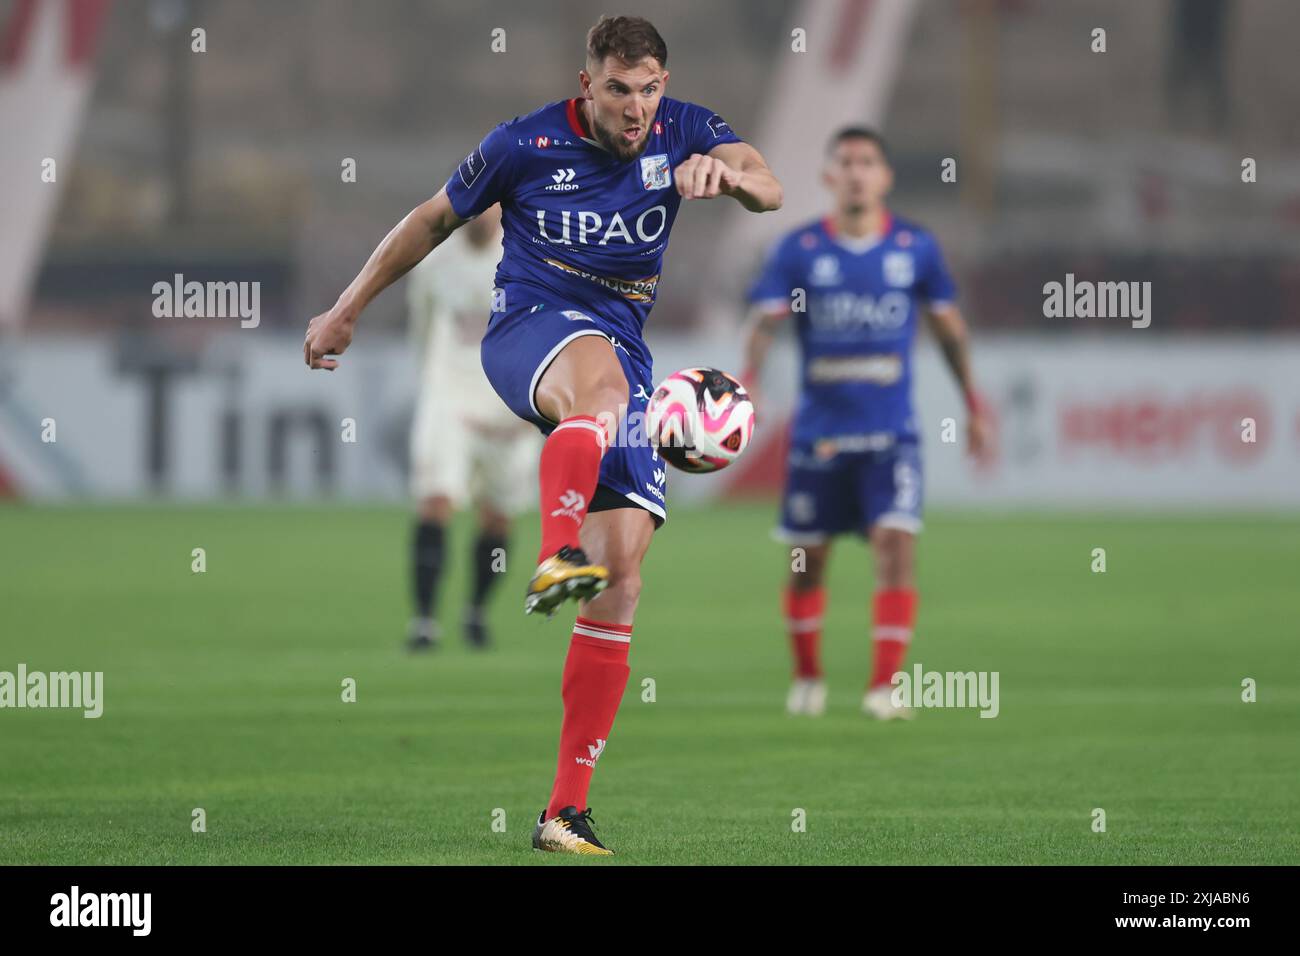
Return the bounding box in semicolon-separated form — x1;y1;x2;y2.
811;254;842;286
640;153;671;191
884;252;914;287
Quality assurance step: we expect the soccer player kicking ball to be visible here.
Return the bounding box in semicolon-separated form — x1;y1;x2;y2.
741;127;992;721
405;204;541;652
304;16;782;854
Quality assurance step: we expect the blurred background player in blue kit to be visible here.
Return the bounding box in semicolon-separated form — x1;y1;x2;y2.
742;127;993;720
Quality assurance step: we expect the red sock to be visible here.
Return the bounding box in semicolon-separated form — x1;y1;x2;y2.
870;588;917;688
545;617;632;818
783;587;825;678
537;416;607;563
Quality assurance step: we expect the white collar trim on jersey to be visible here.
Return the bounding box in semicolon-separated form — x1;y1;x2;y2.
832;233;886;255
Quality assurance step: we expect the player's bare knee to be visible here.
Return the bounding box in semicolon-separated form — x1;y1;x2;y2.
478;504;510;536
420;495;453;524
577;376;629;430
872;528;915;589
588;569;641;621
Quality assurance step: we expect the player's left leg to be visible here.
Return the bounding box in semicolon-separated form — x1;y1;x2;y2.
532;505;654;856
861;440;923;719
409;494;453;651
775;443;859;715
462;427;540;648
462;502;509;649
407;392;470;652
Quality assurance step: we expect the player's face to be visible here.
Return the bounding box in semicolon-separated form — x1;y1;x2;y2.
579;56;668;162
823;138;893;214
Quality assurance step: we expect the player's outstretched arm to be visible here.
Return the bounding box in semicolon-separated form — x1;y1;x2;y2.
304;188;466;370
675;142;783;212
925;303;993;463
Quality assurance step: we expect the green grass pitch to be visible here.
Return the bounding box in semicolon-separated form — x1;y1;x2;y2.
1;502;1297;865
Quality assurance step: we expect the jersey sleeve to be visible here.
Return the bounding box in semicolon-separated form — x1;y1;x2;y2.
746;235;798;313
444;123;517;220
916;234;957;306
679;101;743;155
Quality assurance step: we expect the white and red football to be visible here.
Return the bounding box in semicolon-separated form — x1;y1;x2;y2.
645;367;756;473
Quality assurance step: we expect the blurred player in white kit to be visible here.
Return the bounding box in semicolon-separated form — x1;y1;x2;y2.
406;203;540;651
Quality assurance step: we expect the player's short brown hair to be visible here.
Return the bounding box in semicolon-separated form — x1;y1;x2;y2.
827;125;891;162
586;15;668;69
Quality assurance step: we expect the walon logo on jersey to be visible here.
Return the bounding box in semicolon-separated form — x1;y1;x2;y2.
545;168;580;191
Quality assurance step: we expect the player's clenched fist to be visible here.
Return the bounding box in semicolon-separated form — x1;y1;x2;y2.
303;306;356;370
674;152;743;200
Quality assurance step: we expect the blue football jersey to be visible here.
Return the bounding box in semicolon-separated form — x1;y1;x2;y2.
445;96;742;340
748;214;956;443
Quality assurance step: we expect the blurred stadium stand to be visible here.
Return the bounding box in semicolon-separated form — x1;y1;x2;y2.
23;0;1300;335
